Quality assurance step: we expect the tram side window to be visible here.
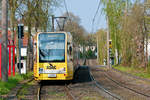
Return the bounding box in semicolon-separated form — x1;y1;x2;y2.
34;42;37;62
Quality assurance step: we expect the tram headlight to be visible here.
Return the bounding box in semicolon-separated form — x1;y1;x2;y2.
63;67;66;71
60;67;66;72
39;68;43;73
62;67;66;72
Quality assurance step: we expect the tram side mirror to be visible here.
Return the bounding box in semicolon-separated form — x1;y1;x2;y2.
34;42;37;46
69;46;72;55
67;42;70;45
70;58;73;61
67;42;72;55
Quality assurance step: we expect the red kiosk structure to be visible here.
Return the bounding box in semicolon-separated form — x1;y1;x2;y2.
0;40;15;78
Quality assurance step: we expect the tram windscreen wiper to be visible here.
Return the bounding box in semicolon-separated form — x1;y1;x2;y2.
39;49;65;62
39;49;48;57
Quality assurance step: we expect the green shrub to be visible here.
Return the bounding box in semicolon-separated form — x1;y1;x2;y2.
0;72;33;95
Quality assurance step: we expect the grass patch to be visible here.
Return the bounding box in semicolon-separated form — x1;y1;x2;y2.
17;80;37;99
48;91;58;95
83;96;105;100
48;91;65;97
0;72;33;95
113;65;150;79
56;92;65;97
83;96;96;100
17;83;31;99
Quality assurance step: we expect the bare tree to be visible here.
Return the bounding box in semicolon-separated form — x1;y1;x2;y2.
61;12;86;45
12;0;60;71
96;29;107;65
9;0;20;75
1;0;8;82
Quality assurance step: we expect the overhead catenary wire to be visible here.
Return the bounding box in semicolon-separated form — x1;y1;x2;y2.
63;0;70;18
63;0;74;29
91;0;102;63
91;0;101;34
95;11;102;32
58;6;65;16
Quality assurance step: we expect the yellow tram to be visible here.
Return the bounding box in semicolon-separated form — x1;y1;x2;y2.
34;32;75;80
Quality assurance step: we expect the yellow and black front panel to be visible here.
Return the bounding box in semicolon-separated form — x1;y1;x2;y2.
37;63;71;80
34;32;73;80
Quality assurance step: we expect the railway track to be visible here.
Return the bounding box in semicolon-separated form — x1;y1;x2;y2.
103;71;150;98
16;78;35;97
90;70;122;100
37;81;77;100
65;84;77;100
112;67;150;83
37;66;104;100
90;67;150;100
0;78;34;100
37;82;42;100
99;68;150;97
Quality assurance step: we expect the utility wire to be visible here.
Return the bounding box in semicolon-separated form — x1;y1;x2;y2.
64;0;70;17
91;0;101;34
58;6;64;16
96;11;102;31
63;0;73;28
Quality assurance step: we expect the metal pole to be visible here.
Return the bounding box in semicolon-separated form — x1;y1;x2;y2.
8;45;11;76
18;25;22;74
52;15;54;32
1;0;8;82
0;44;1;78
107;16;110;69
52;16;67;32
13;45;15;76
97;36;99;63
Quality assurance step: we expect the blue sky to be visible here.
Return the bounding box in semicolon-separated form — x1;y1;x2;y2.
54;0;107;33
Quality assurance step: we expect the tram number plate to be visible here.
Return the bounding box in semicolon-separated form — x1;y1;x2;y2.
48;74;56;78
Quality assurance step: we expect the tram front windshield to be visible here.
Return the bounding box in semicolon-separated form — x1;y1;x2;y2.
38;33;65;62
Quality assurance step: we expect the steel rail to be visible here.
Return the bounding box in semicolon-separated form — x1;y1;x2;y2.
38;82;77;100
16;78;34;97
102;71;150;98
37;82;42;100
94;67;150;97
65;84;78;100
0;78;34;99
112;68;150;83
89;70;122;100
